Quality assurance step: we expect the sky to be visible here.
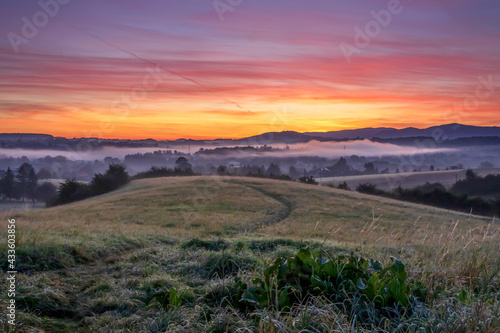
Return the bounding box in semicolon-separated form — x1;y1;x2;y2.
1;0;499;140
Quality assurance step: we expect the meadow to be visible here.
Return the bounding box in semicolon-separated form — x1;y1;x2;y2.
1;176;499;332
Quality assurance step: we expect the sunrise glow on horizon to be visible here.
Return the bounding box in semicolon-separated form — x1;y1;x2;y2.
1;0;499;140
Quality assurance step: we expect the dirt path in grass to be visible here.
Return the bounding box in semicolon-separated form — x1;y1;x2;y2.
231;181;294;230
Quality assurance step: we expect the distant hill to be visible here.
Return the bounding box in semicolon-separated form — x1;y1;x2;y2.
375;124;500;139
372;136;500;147
304;127;394;139
234;123;500;145
235;131;353;144
0;133;54;140
304;123;500;140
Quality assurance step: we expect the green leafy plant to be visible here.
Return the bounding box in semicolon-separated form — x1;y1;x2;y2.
240;248;426;317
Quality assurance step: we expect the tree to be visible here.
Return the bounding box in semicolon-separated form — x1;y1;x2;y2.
91;164;129;195
1;167;15;200
479;161;494;169
105;164;129;186
27;168;38;204
175;157;192;171
54;179;92;205
217;165;227;175
288;165;301;179
266;163;282;177
465;169;477;181
364;162;377;174
331;157;351;176
17;163;34;201
35;182;57;202
37;168;52;180
57;179;84;204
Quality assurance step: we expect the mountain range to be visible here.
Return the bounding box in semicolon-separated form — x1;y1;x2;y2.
238;123;500;144
305;123;500;140
1;123;500;148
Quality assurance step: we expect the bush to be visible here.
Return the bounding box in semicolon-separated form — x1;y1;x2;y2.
356;183;383;195
299;176;318;185
49;179;93;206
337;181;350;190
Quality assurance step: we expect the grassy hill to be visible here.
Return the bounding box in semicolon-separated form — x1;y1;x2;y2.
1;176;499;332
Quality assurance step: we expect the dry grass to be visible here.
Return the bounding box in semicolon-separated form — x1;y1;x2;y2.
0;176;498;332
2;176;495;257
230;177;496;246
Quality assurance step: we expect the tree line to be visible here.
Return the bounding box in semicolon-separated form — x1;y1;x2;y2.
132;157;195;180
355;173;500;217
48;164;129;206
450;169;500;196
0;163;57;203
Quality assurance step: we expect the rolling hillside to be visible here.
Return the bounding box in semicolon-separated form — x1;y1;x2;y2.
3;176;493;255
1;177;498;332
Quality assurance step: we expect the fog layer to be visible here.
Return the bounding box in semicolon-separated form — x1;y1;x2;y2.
0;140;455;161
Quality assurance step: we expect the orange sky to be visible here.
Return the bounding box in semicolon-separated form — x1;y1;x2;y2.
1;1;499;140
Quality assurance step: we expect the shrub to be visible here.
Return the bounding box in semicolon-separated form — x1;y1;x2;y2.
299;176;318;185
49;179;93;206
356;183;383;195
337;181;351;190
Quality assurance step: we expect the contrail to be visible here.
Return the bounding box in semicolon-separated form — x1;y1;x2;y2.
59;20;253;112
